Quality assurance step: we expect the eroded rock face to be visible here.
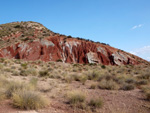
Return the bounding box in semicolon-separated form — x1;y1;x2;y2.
87;52;100;64
0;21;149;65
0;35;149;65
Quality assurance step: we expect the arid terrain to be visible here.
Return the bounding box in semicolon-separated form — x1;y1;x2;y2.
0;58;150;113
0;21;150;113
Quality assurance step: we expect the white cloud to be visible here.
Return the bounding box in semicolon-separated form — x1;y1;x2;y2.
131;24;143;30
130;46;150;61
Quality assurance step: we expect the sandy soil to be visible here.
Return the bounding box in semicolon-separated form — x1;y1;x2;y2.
0;75;150;113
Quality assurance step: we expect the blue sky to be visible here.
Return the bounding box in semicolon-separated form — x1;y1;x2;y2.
0;0;150;61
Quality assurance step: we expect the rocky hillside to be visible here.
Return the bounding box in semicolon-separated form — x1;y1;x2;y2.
0;21;149;65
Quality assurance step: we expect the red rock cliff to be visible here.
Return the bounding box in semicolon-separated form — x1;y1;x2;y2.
0;21;149;65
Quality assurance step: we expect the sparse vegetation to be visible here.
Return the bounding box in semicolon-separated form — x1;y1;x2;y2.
0;89;6;101
98;79;119;90
121;84;135;91
56;59;63;62
39;70;49;77
90;83;97;89
67;90;86;107
142;86;150;100
0;57;149;112
5;81;34;98
12;91;48;110
89;98;103;108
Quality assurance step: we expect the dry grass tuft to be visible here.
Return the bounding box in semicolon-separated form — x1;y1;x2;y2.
12;90;49;110
98;79;119;90
5;81;34;98
67;90;86;108
89;97;103;108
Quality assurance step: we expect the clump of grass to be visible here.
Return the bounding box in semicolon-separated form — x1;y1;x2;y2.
20;68;37;76
121;84;135;91
0;88;6;101
0;75;9;88
0;63;4;69
4;68;13;72
12;71;20;76
87;71;100;80
90;84;97;89
136;80;148;86
73;74;87;84
0;58;5;63
67;90;86;107
125;78;136;84
98;79;119;90
21;63;28;69
114;75;126;84
138;72;150;80
89;98;103;108
5;81;33;98
12;91;48;110
29;77;38;88
146;92;150;100
79;75;88;84
28;68;38;76
64;75;74;83
142;86;150;100
20;69;29;76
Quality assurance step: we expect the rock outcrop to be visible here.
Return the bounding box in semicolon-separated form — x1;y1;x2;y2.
0;21;149;65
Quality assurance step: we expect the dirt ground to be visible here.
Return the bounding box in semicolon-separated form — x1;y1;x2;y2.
0;75;150;113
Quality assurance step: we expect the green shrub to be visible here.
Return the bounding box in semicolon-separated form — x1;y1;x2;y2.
0;58;5;63
101;65;106;69
56;59;63;62
14;25;21;28
89;98;103;108
89;63;97;66
21;63;28;69
73;64;80;67
12;91;48;110
39;70;49;77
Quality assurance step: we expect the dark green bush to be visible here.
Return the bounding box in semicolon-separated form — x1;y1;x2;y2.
39;70;49;77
